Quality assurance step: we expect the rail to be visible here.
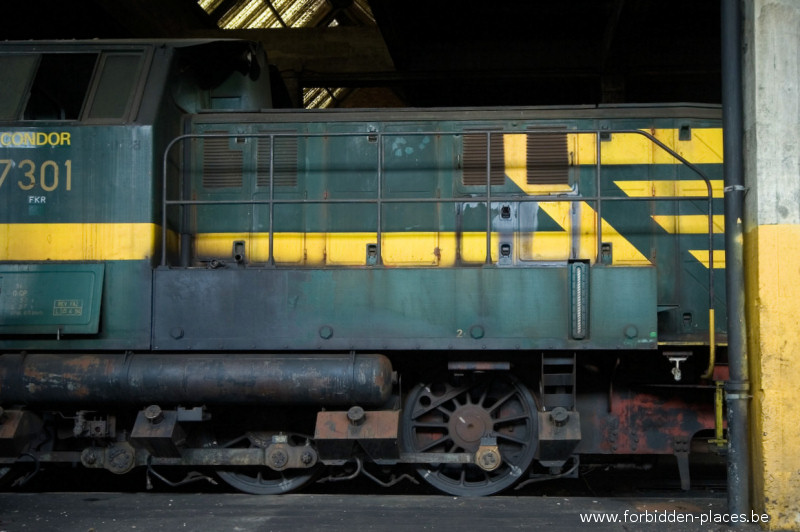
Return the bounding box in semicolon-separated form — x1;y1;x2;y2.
160;127;716;317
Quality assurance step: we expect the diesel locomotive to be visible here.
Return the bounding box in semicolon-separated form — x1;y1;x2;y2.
0;39;727;496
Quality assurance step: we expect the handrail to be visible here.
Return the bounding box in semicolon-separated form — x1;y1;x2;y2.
160;128;717;320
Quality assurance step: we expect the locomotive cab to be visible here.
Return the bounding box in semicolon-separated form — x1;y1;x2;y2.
0;39;271;346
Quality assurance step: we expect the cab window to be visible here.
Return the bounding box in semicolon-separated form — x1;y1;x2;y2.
24;54;97;120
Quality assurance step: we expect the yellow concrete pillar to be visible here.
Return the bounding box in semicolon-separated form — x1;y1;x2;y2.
743;1;800;529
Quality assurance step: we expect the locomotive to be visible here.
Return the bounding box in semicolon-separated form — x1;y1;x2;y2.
0;39;727;496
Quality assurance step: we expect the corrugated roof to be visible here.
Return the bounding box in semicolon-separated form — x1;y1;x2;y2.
198;0;375;108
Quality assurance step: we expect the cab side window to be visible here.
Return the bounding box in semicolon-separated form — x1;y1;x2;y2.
0;50;145;123
24;54;97;121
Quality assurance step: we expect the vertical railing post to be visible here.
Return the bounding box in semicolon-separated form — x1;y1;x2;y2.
485;131;493;264
595;132;603;262
161;140;169;267
376;131;383;265
268;134;275;266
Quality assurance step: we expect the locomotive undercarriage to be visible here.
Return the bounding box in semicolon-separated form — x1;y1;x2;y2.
0;349;721;496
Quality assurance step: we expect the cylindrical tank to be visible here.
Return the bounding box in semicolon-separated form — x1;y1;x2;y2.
0;353;394;406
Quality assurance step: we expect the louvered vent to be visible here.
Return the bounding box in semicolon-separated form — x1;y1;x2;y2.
257;136;298;188
526;130;569;185
462;129;505;186
202;133;243;189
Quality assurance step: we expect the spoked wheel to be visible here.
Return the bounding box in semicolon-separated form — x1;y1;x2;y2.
215;432;318;495
401;374;538;496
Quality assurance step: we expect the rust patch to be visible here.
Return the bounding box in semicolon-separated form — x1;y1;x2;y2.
600;389;716;454
315;410;399;440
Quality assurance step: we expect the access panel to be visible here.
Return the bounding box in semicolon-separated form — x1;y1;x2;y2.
0;264;104;335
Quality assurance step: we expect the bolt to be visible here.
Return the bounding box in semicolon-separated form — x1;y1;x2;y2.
144;405;164;424
319;326;334;339
107;447;134;473
481;452;498;468
301;451;314;465
347;406;366;426
269;449;289;469
549;407;570;427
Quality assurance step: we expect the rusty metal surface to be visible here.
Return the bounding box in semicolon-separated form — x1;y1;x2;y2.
577;388;716;455
315;409;400;462
0;410;42;456
315;410;400;441
537;409;581;467
130;408;186;458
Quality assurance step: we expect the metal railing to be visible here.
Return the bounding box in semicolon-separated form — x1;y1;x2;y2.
160;128;716;307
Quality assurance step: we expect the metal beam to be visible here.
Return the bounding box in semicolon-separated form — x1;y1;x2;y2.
262;0;287;27
186;27;395;73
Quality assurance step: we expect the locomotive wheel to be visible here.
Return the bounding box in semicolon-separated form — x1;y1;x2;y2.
401;374;538;496
216;432;318;495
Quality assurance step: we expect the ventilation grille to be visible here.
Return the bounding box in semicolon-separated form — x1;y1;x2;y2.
462;129;505;186
202;133;243;189
257;136;298;188
526;130;569;185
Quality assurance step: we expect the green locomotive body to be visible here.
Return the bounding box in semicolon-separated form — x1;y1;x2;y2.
0;39;726;495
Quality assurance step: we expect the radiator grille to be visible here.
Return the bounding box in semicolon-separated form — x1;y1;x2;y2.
526;130;569;185
462;129;505;186
202;132;243;189
257;136;298;188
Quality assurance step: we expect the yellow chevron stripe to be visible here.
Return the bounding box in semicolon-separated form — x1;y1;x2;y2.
614;180;723;198
503;139;650;265
689;249;726;269
652;215;725;234
614;180;725;269
0;223;161;261
503;134;573;194
517;200;649;265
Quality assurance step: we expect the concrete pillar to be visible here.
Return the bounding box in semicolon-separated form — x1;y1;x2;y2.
742;0;800;529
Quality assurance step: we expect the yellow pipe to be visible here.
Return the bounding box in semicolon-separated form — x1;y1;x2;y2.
708;380;727;449
702;308;716;379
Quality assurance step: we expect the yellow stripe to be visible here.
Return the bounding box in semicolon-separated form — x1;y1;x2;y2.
688;249;726;269
652;215;725;234
194;231;592;266
571;128;723;165
1;223;160;261
614;180;723;198
193;226;651;267
0;224;586;266
503;128;723;168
